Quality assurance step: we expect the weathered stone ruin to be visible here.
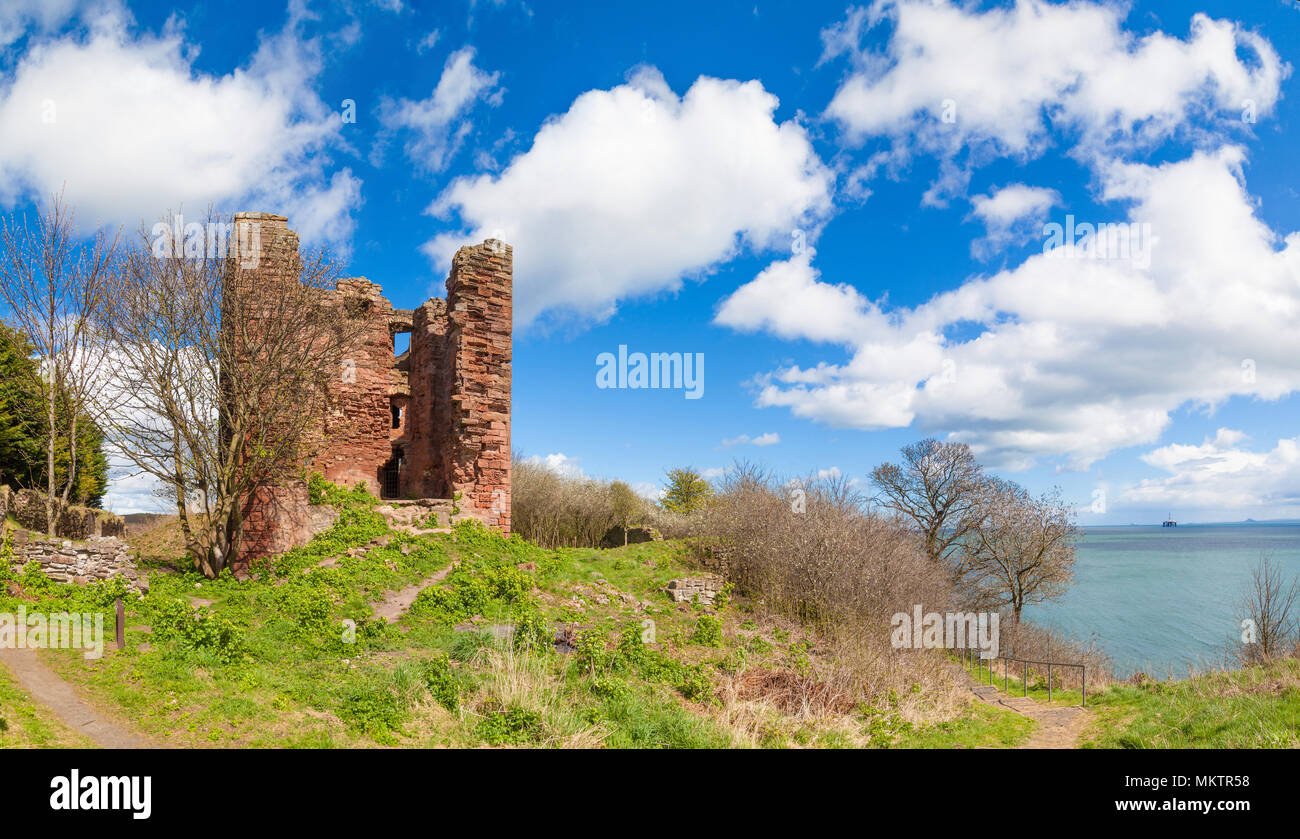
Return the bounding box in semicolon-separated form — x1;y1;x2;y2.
7;531;145;592
665;575;725;606
599;524;663;549
233;213;512;570
0;485;126;540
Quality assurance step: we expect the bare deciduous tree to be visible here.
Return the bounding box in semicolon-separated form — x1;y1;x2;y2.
1234;555;1299;665
98;210;363;578
0;191;119;536
870;438;986;570
961;479;1077;622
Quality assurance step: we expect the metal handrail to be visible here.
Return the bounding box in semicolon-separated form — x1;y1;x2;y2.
961;647;1087;707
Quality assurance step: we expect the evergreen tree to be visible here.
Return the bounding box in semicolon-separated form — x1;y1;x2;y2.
0;322;108;505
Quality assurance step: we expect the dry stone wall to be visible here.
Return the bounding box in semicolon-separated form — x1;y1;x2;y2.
8;530;144;592
2;486;125;540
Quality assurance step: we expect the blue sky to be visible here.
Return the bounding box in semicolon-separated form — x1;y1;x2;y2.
2;0;1299;523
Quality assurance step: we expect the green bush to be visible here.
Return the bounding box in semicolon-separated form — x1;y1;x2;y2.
475;700;544;746
340;684;405;742
690;615;723;647
0;526;15;581
511;606;551;652
421;654;461;712
150;598;246;663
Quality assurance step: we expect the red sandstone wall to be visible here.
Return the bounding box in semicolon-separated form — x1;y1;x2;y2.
234;216;513;567
230;213;314;571
237;481;312;561
314;278;396;496
404;298;448;498
440;241;512;534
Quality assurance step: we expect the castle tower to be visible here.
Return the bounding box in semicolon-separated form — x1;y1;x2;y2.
232;214;513;571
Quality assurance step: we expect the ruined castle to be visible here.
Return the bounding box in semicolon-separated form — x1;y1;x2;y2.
233;213;512;568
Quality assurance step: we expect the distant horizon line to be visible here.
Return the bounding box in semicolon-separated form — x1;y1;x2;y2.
1087;517;1300;528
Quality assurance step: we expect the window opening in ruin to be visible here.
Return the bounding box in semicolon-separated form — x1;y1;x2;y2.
391;403;403;429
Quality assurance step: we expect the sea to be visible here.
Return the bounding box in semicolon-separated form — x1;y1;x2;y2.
1021;521;1300;678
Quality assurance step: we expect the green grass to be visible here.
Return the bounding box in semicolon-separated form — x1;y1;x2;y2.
10;483;1296;749
1080;659;1300;748
2;483;747;748
877;702;1035;748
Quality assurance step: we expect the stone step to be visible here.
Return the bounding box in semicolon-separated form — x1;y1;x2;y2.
381;498;455;508
374;499;457;530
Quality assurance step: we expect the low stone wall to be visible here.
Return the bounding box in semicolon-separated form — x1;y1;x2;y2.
600;524;663;549
3;486;125;539
665;574;725;606
8;530;145;592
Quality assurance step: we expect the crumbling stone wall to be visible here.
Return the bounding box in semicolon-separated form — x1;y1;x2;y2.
232;214;512;568
405;242;512;532
314;277;399;495
3;486;125;540
666;575;725;606
7;531;144;591
238;480;338;562
437;241;512;533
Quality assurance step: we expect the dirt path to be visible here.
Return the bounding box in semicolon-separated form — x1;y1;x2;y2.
0;647;153;749
372;565;454;623
968;681;1089;748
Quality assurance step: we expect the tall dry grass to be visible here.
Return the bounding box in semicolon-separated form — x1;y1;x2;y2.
698;463;965;720
511;455;692;548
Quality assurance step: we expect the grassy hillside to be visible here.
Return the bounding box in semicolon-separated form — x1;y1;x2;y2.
0;482;1030;748
4;482;1296;748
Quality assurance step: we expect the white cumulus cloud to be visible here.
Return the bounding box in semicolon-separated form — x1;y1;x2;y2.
1123;429;1300;514
822;0;1287;201
424;66;834;326
523;452;585;479
377;45;501;172
968;183;1059;257
0;4;359;248
719;147;1300;471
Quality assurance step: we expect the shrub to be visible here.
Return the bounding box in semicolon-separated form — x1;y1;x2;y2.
698;462;961;717
511;606;551;652
340;684;405;742
474;699;545;746
691;615;724;647
511;457;693;548
421;654;461;712
150;598;246;663
0;525;15;581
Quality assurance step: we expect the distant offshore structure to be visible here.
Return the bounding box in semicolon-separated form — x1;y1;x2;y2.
1162;512;1177;528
